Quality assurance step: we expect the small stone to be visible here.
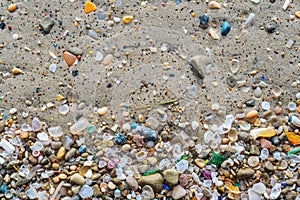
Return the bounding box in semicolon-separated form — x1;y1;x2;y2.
221;21;231;36
190;55;205;79
250;145;261;156
295;11;300;18
147;157;158;165
70;173;86;185
138;173;164;192
142;185;155;200
12;67;24;75
195;158;206;168
39;17;55;34
245;99;256;107
122;16;134;24
122;123;131;132
107;182;116;190
63;51;77;67
265;23;276;33
57;147;66;159
209;28;220;40
16;178;30;187
9;107;17;114
84;1;97;14
252;182;266;194
209;1;221;9
172;185;186;200
274;105;283;114
250;0;260;3
97;107;108;116
126;176;139;191
237;168;255;179
246;110;258;123
102;54;114;66
264;161;275;171
0;121;4;133
200;14;209;29
67;47;83;56
121;144;131;152
65;148;77;160
163;168;179;186
7;4;17;12
253;87;262;98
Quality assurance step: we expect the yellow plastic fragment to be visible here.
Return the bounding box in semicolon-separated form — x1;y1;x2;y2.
285;132;300;145
56;95;64;101
250;127;276;139
84;1;97;14
122;16;134;24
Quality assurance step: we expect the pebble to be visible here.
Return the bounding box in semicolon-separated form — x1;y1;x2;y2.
142;185;155;200
253;87;262;98
9;107;17;114
209;28;220;40
121;144;131;152
126;176;139;191
102;54;114;66
138;173;164;192
221;21;231;36
122;16;134;24
190;55;205;79
63;51;77;67
39;17;55;34
237;168;255;179
250;0;260;3
295;11;300;18
264;161;275;171
97;107;108;116
162;168;179;185
209;1;221;9
171;185;186;200
67;47;83;56
57;146;66;159
246;110;258;123
70;173;86;185
200;14;209;29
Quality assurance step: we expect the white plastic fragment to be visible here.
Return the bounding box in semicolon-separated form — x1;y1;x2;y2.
286;40;294;48
289;115;300;127
70;118;90;135
282;0;290;11
0;139;15;154
243;13;256;27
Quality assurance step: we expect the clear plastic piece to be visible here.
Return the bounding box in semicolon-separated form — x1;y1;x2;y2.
0;139;15;154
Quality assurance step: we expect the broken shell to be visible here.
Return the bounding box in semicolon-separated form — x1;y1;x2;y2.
277;160;288;170
209;1;221;9
271;86;281;97
238;121;251;131
230;59;240;74
227;128;238;142
247;156;259;167
250;127;276;139
260;138;273;149
79;166;90;176
221;158;234;168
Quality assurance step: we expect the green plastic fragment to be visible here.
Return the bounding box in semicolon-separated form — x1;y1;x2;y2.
143;169;161;176
288;147;300;155
177;154;190;163
210;152;227;168
233;182;241;188
87;125;96;133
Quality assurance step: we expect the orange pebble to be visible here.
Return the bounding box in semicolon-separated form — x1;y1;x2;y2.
7;4;17;12
84;1;97;14
63;51;77;66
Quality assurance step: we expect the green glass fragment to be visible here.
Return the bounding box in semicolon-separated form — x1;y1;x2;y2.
210;152;227;168
87;125;96;133
288;147;300;155
233;182;241;188
176;154;190;163
143;169;161;176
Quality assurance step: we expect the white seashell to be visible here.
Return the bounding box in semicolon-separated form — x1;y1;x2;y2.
247;156;259;167
230;59;240;74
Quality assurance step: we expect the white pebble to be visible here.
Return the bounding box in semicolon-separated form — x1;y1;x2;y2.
250;0;260;3
9;108;17;114
49;64;57;73
261;101;270;110
288;102;297;111
12;33;18;40
296;92;300;99
97;107;108;116
253;87;262;98
59;104;70;115
95;52;103;62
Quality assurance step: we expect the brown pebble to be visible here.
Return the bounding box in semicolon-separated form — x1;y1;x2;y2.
295;11;300;18
209;1;221;9
52;176;60;183
274;105;283;115
12;67;24;75
20;131;29;139
7;4;17;12
246;110;258;123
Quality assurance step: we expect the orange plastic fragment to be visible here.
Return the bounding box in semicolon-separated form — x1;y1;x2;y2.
285;132;300;145
84;1;97;14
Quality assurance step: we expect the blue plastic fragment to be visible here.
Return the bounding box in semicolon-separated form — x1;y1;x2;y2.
114;134;127;145
79;145;87;153
163;184;171;191
200;14;209;29
176;0;182;5
221;21;231;36
0;183;7;193
130;123;139;129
